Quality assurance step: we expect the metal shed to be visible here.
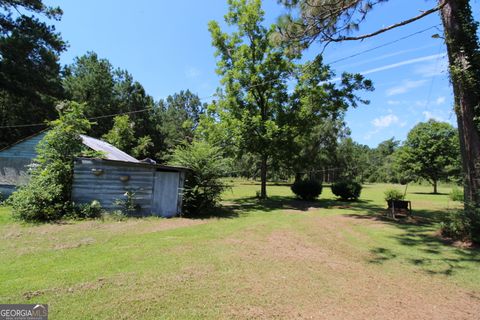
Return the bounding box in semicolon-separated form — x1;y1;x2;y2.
0;132;186;217
0;131;48;196
72;157;186;217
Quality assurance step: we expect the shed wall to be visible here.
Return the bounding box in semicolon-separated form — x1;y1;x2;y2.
152;171;182;217
0;132;46;186
72;158;155;215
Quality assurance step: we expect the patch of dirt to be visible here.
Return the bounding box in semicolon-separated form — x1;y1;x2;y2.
2;231;23;239
7;218;206;239
53;237;95;250
223;214;480;319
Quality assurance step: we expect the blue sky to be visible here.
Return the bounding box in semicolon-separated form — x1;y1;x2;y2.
44;0;480;147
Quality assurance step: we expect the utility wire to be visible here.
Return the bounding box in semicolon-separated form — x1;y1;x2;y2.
326;24;441;65
0;25;441;130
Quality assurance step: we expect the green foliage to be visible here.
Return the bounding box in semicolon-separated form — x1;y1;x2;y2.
114;190;141;215
9;102;92;222
335;137;370;181
158;90;205;159
208;0;372;197
449;186;464;202
0;0;65;149
169;141;228;215
103;115;136;152
362;138;404;183
63;52;155;139
291;179;322;200
102;115;154;159
208;0;296;198
441;203;480;244
396;120;460;193
384;188;405;202
108;210;127;221
131;136;153;159
71;200;104;219
331;180;362;201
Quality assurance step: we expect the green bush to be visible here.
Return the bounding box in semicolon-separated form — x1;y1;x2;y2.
291;179;322;200
114;190;141;215
441;203;480;243
331;180;362;201
71;200;104;219
10;102;92;222
449;186;464;202
384;188;405;201
109;210;127;221
169;140;229;215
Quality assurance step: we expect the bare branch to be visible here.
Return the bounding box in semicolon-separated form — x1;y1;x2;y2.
329;2;446;42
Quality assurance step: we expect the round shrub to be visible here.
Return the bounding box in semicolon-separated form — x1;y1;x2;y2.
384;188;405;201
291;179;322;200
331;180;362;201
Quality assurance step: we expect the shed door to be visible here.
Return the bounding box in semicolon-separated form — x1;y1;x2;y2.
152;171;179;217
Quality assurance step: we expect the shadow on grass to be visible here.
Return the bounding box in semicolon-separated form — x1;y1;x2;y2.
345;205;480;276
181;206;240;220
411;192;449;196
222;195;354;213
215;194;480;277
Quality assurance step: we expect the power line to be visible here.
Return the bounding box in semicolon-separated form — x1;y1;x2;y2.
326;25;441;65
0;25;441;130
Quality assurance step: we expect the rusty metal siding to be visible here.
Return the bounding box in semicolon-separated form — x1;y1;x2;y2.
72;158;155;215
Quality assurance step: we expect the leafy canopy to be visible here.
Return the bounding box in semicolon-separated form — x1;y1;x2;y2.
169;140;229;215
9;102;93;222
396;119;460;192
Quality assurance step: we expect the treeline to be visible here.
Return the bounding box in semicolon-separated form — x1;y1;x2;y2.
0;1;204;163
336;120;462;192
1;0;462;190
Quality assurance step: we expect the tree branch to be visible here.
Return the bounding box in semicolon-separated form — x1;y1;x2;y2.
330;2;446;42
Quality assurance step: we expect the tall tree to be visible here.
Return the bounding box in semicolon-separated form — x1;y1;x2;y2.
0;0;65;148
63;52;157;149
397;120;460;193
279;0;480;209
209;0;297;198
159;90;205;159
63;52;116;137
283;55;372;180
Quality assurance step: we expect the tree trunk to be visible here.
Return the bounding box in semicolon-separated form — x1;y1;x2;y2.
295;172;302;183
440;0;480;206
433;179;438;194
260;154;268;199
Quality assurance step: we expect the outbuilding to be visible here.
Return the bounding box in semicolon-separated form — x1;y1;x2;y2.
0;131;186;217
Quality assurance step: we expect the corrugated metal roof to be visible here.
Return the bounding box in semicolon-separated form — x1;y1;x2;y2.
80;135;139;163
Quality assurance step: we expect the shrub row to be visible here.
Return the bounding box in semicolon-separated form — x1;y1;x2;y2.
291;179;362;201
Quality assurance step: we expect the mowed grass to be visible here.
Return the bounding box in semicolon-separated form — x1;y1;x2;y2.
0;182;479;319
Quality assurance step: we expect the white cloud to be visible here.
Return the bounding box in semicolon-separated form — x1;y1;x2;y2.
435;96;446;105
335;44;436;70
415;57;448;78
360;53;445;76
372;114;399;128
185;67;200;79
387;100;401;105
422;111;445;122
415;100;428;107
386;79;428;96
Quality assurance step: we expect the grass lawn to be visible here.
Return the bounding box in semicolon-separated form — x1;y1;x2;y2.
0;181;479;319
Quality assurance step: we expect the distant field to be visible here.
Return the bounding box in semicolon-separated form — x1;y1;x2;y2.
0;181;479;319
